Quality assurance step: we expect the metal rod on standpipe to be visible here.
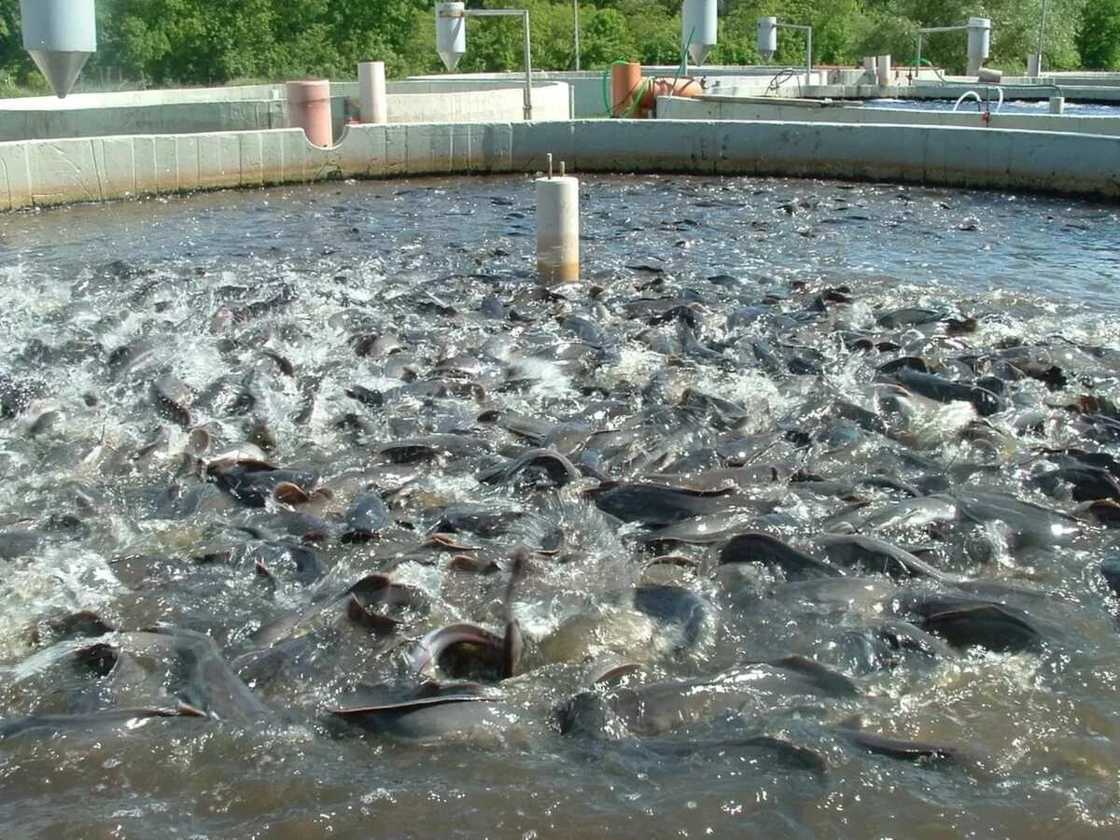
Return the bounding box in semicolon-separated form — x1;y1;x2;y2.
916;22;989;76
806;27;812;85
573;0;581;71
523;10;533;120
1035;0;1049;74
919;24;973;34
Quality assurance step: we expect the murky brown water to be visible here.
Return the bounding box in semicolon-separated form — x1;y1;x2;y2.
1;175;1119;838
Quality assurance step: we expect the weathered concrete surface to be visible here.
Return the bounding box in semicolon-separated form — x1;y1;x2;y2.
659;95;1120;136
794;82;1120;104
382;80;569;124
1;119;1117;211
1045;72;1120;87
0;80;571;142
0;97;289;142
416;69;828;118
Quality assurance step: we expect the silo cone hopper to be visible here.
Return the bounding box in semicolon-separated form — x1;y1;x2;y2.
21;0;97;98
757;16;778;61
436;2;467;72
682;0;717;65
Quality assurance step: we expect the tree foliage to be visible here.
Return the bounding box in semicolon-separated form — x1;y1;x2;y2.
1079;0;1120;68
0;0;1099;92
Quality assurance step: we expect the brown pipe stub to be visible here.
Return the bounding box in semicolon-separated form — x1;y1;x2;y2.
611;62;642;117
287;80;330;103
639;77;703;112
287;80;333;148
611;66;702;118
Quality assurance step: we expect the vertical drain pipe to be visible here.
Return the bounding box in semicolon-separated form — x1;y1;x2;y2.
863;55;877;82
358;61;387;124
537;154;580;284
876;54;892;87
611;62;641;117
287;80;333;147
522;9;534;121
573;0;581;71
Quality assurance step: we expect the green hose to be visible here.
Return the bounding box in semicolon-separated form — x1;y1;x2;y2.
600;60;626;115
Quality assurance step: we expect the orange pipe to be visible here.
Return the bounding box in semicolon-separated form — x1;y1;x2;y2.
611;62;642;117
638;77;703;113
287;80;333;147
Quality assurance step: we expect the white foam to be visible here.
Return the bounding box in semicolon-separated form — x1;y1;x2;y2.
0;547;124;664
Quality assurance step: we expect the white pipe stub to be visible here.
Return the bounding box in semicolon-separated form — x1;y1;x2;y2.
876;54;892;87
536;168;579;285
359;61;387;124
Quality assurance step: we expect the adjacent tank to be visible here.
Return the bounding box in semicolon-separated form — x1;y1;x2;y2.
20;0;97;98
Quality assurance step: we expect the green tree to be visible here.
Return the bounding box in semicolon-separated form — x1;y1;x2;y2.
0;0;37;88
0;0;1102;91
1078;0;1120;68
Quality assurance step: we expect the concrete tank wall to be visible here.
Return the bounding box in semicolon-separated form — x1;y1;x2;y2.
788;82;1120;104
382;80;569;124
0;80;571;142
411;68;830;118
0;119;1117;211
1044;72;1120;87
657;95;1120;136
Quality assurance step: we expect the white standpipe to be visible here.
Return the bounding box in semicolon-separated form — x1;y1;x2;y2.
876;54;892;87
358;61;388;124
536;156;579;284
